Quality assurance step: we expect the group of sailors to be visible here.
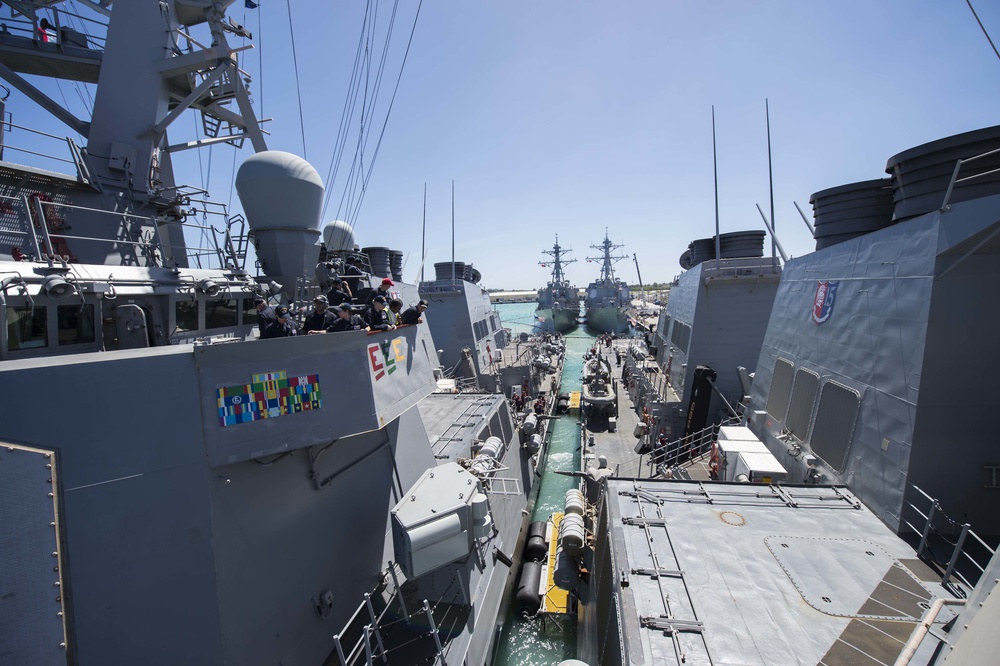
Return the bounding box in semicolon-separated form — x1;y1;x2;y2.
254;275;429;340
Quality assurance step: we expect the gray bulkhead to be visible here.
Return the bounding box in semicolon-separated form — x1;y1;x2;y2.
748;194;1000;536
659;259;779;423
0;326;439;664
421;279;505;384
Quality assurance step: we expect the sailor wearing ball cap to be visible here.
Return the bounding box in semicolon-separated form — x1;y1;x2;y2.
400;299;428;325
303;295;337;334
364;295;395;331
365;276;395;307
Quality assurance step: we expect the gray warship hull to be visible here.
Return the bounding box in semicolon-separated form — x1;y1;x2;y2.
0;3;534;665
535;305;579;332
583;234;631;334
584;304;629;334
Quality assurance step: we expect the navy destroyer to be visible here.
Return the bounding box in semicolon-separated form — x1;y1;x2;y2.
583;232;630;334
534;236;579;333
0;3;542;664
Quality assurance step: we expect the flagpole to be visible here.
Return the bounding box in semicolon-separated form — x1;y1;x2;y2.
713;106;721;272
766;99;776;264
451;180;456;284
420;182;426;283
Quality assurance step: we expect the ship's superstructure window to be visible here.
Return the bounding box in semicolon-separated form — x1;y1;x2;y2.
206;297;238;329
659;315;671;339
6;306;47;350
786;368;819;440
670;321;691;354
57;304;95;346
810;381;861;471
474;318;489;340
175;300;199;332
241;299;256;326
766;358;794;421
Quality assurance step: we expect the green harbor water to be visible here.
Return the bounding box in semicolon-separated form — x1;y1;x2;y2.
492;302;598;666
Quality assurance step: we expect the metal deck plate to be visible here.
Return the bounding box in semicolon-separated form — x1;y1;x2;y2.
766;536;930;620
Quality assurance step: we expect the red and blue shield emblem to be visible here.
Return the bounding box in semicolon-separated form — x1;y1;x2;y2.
812;280;839;325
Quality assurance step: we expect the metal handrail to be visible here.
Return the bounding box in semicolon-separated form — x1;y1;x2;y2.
901;484;995;592
331;563;450;666
940;147;1000;210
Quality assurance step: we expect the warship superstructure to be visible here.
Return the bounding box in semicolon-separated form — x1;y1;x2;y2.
535;236;579;333
0;3;533;664
652;230;780;438
744;125;1000;539
421;260;509;391
564;125;1000;665
583;232;630;334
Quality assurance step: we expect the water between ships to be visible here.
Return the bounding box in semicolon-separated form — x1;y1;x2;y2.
493;302;598;665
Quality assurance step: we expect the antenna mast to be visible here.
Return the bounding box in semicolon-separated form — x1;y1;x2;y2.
540;235;576;284
585;229;628;283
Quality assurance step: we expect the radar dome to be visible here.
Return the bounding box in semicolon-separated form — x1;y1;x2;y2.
323;220;356;253
236;151;324;296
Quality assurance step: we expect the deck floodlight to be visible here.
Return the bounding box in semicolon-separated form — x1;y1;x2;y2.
197;278;221;297
42;274;76;300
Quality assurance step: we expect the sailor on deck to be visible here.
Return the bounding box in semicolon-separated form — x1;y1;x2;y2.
326;278;353;308
343;257;364;297
254;297;278;339
267;306;299;338
387;298;403;326
302;295;337;334
330;304;369;332
400;299;428;325
364;296;395;332
366;277;395;307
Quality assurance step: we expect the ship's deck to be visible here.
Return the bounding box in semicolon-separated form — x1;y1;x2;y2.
587;479;952;666
580;340;713;480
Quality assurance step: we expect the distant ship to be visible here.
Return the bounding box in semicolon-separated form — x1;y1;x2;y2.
583;232;631;334
535;236;579;333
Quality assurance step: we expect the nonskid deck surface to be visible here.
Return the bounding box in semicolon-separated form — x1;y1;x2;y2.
594;479;952;666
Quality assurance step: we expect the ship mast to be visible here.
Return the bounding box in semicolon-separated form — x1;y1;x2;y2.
540;235;575;284
586;230;627;283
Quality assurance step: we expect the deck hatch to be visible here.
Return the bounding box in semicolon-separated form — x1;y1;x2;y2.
766;536;932;620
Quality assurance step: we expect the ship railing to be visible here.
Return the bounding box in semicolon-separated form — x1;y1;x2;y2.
615;418;740;479
0;115;89;177
900;484;996;594
699;256;782;280
0;6;108;51
940;146;1000;211
332;561;454;666
30;195;166;266
9;191;245;271
454;376;480;392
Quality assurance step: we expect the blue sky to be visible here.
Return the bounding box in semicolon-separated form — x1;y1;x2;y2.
10;1;1000;289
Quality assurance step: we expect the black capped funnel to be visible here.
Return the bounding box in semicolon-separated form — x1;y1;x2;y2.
886;125;1000;222
810;179;894;251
